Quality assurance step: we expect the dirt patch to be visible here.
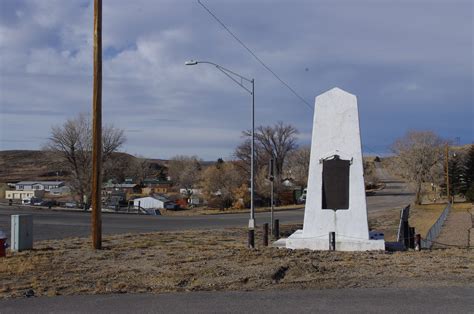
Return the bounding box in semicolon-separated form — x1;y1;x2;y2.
0;226;472;299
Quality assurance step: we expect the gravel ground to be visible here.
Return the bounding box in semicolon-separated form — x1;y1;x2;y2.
1;225;472;300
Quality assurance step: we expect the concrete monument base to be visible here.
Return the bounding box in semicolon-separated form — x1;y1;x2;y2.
275;230;385;251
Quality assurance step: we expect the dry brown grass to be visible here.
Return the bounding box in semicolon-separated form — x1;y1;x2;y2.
451;202;473;212
1;226;472;299
410;203;473;237
160;204;303;216
368;209;401;242
410;204;446;237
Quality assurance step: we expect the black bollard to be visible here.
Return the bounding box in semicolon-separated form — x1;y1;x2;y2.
409;227;415;249
248;229;255;249
263;223;269;246
403;221;410;249
273;219;280;239
329;232;336;251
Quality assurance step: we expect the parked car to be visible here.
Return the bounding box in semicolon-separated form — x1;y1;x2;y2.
40;200;56;207
297;188;307;204
31;198;43;206
64;202;77;208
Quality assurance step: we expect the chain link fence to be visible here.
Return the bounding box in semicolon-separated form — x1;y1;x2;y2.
421;203;451;249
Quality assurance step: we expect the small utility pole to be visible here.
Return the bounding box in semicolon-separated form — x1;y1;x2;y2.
91;0;102;249
445;144;450;203
269;158;275;235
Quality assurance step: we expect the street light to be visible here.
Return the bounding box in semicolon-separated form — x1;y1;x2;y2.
185;59;256;248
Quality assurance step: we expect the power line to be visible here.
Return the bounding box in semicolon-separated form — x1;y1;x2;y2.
197;0;313;112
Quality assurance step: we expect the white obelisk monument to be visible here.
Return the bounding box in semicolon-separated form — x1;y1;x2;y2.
281;87;385;251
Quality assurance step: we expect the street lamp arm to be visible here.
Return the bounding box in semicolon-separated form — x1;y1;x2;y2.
186;60;253;95
215;65;253;95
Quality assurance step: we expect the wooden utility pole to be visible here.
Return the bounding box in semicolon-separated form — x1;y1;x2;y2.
445;144;450;203
91;0;102;249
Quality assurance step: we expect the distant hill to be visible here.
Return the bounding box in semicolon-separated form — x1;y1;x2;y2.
0;150;164;183
0;150;65;183
0;150;226;183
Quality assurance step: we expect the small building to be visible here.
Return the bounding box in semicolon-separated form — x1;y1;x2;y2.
188;195;201;205
142;179;172;193
103;183;142;195
133;195;176;210
50;186;71;196
179;188;202;196
6;190;45;200
15;181;64;192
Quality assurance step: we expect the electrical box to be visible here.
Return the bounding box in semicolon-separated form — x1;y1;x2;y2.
11;214;33;251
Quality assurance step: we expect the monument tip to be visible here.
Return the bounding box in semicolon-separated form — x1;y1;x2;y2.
327;87;354;96
315;87;356;102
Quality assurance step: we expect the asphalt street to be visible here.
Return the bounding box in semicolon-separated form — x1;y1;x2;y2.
0;163;414;241
0;205;304;241
1;287;471;313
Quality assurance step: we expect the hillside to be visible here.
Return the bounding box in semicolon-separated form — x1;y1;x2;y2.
0;150;65;183
0;150;165;183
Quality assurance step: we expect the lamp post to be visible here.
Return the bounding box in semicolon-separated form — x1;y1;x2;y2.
185;60;256;248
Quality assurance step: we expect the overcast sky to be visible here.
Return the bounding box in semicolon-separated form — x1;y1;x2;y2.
0;0;472;160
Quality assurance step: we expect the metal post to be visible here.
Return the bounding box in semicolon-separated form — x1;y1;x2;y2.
248;229;255;249
249;79;255;230
403;220;410;249
409;227;415;249
329;232;336;251
415;234;421;251
445;144;450;202
91;0;102;250
184;60;256;248
269;158;274;235
273;219;280;240
270;180;274;234
263;223;269;246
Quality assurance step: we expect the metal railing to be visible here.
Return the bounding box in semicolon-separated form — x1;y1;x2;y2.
421;203;451;249
397;205;410;243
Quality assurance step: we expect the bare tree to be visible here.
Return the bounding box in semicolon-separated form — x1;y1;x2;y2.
235;121;299;180
125;157;165;184
234;122;299;203
167;155;202;196
391;130;445;204
45;113;126;205
286;145;311;186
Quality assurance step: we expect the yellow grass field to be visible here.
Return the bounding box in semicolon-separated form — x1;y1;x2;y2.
1;226;472;299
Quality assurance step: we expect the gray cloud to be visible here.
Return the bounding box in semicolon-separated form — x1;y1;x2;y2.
0;0;472;159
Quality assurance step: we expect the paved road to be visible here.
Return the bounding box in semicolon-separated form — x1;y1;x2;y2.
368;162;415;213
1;287;471;313
0;206;304;241
0;163;414;241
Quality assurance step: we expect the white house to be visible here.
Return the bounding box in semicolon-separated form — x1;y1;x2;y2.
15;181;64;192
133;196;175;210
50;186;71;196
179;188;202;196
6;190;45;200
